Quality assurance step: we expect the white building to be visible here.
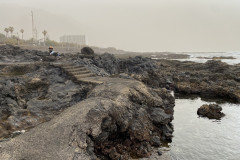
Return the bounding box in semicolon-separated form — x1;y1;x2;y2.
60;35;86;45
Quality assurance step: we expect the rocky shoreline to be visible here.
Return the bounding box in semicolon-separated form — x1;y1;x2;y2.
0;45;239;159
117;58;240;103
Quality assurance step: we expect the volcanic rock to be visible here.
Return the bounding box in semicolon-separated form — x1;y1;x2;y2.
0;64;92;139
81;47;95;55
0;77;175;160
0;44;45;62
197;104;225;119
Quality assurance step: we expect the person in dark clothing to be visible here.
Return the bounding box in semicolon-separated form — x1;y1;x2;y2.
49;46;59;56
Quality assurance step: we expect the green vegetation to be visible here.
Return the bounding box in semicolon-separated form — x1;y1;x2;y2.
0;28;81;48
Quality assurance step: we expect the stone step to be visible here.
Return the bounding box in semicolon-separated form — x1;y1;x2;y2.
65;67;80;70
68;70;91;75
56;63;75;66
50;63;63;67
77;79;104;85
52;63;98;84
62;66;85;70
64;67;87;72
75;73;96;79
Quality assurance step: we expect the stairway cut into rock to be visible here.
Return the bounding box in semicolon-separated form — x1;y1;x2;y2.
52;63;103;85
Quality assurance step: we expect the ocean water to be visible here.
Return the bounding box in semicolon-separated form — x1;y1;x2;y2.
170;98;240;160
175;52;240;65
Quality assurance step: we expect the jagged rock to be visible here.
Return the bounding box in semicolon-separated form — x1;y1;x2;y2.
119;56;157;74
197;104;225;119
0;77;175;160
93;53;120;74
1;44;239;160
151;136;161;147
0;44;44;62
123;58;240;102
37;46;240;103
42;56;58;62
0;64;92;139
149;108;172;125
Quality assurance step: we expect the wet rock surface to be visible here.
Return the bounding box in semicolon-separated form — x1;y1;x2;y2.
197;104;225;119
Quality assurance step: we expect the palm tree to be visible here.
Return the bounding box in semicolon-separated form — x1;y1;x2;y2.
4;28;9;37
42;30;47;41
20;29;24;40
42;30;47;46
8;27;14;37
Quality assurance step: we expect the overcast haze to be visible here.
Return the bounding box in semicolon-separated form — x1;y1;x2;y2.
1;0;240;52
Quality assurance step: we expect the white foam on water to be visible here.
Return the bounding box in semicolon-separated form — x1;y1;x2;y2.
173;52;240;65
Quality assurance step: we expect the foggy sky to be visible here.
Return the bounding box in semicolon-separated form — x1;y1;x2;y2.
1;0;240;52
